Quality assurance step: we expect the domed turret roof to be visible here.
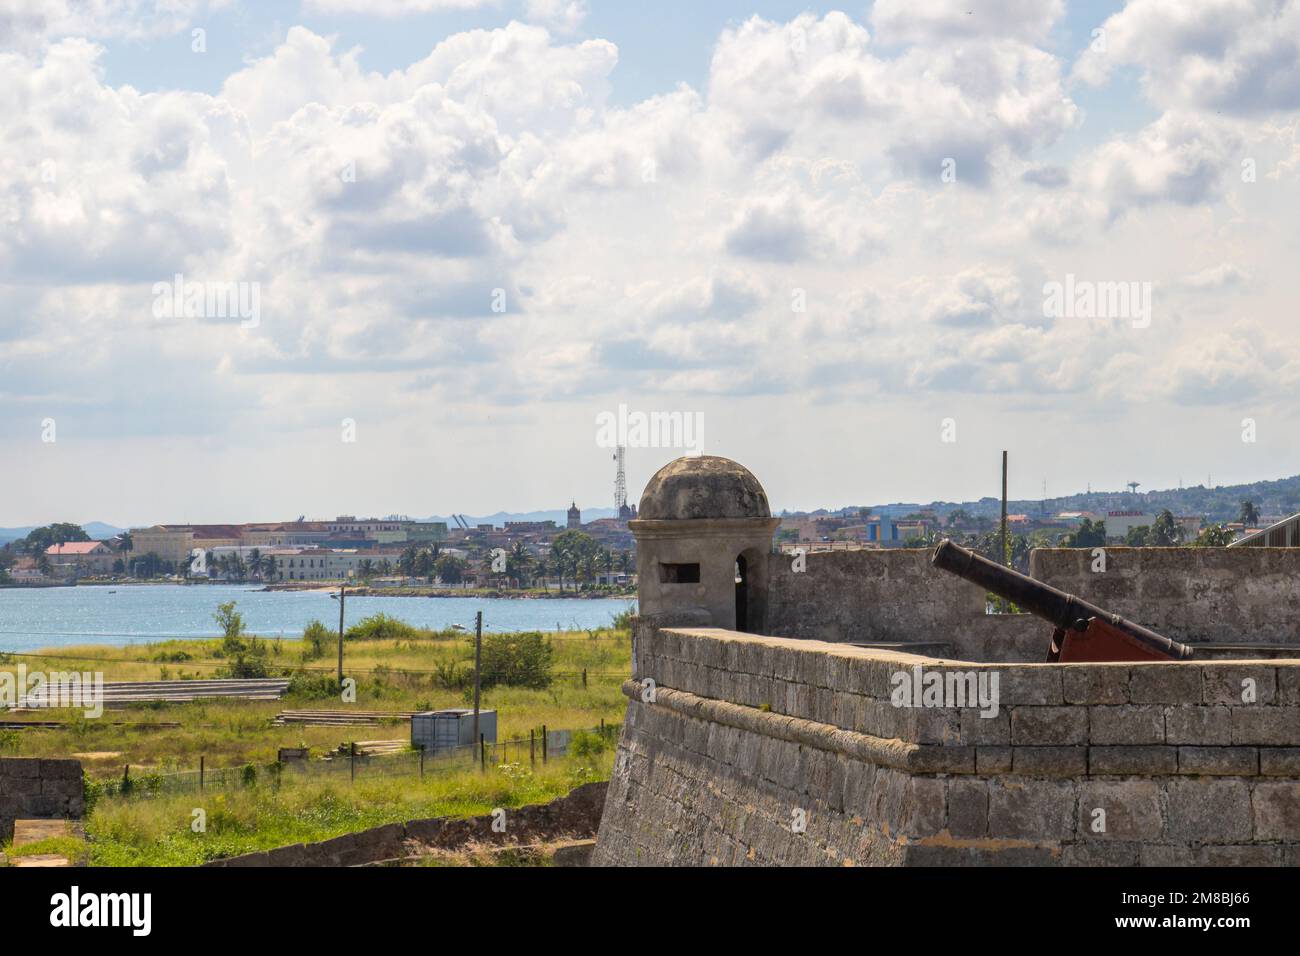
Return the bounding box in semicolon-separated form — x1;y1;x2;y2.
638;456;771;521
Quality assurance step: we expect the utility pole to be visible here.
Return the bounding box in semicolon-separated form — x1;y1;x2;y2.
472;610;482;751
1000;451;1009;568
336;580;346;687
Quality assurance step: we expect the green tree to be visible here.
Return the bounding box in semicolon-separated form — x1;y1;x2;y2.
1193;524;1235;547
479;632;554;689
1124;525;1151;547
434;553;466;586
21;523;90;554
506;541;532;588
1060;518;1106;548
1148;510;1185;546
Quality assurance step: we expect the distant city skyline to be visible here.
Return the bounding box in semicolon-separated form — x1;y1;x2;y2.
4;465;1295;537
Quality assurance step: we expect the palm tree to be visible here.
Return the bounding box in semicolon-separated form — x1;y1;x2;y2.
378;558;393;576
1239;501;1260;528
617;550;633;575
247;548;263;581
397;545;419;579
508;541;532;589
358;559;375;581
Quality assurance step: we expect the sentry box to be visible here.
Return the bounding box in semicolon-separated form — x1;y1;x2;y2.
411;709;497;754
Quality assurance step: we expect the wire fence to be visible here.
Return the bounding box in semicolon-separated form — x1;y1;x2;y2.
89;721;623;801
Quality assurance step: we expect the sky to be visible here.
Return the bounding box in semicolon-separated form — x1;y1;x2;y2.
2;0;1299;527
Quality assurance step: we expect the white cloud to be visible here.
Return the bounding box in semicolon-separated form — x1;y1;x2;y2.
1074;0;1300;114
1082;112;1241;217
0;0;226;52
523;0;588;33
4;9;1300;521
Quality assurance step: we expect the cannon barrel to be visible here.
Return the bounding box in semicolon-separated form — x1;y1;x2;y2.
931;539;1193;660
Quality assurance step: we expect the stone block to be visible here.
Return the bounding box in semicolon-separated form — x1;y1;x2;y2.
1088;746;1177;776
960;709;1009;746
998;667;1064;706
1010;706;1088;746
1089;705;1165;745
1079;780;1163;840
947;779;988;839
1259;748;1300;776
1129;665;1201;704
1252;782;1300;841
977;747;1013;775
1012;747;1087;777
1164;779;1252;843
1062;666;1130;705
1232;707;1300;746
1201;666;1276;706
1177;747;1257;776
987;778;1076;841
1197;844;1281;866
1165;705;1231;745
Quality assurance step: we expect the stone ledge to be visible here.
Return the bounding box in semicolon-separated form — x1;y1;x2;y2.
622;679;974;774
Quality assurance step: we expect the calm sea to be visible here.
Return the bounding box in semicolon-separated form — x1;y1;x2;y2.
0;585;635;651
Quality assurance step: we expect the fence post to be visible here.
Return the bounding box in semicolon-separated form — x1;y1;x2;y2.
350;742;356;783
479;734;485;772
122;764;130;795
600;717;605;739
419;747;424;780
582;668;587;688
199;755;205;793
542;724;548;764
530;729;535;768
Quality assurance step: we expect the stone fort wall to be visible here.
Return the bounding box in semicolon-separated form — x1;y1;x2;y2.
0;757;84;842
763;547;1300;662
593;625;1300;866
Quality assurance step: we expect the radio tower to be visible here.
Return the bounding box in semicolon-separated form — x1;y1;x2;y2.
614;446;628;517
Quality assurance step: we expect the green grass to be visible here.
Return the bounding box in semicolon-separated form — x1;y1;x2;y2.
84;754;610;866
2;616;629;866
2;836;89;863
2;627;631;775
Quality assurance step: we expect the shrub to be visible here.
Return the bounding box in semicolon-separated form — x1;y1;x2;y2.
479;632;553;689
288;672;341;700
611;605;636;630
301;620;331;659
345;613;420;642
569;729;608;760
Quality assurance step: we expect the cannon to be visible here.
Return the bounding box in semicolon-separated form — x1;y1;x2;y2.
931;539;1194;663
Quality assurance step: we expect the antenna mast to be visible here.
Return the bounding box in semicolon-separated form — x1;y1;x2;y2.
614;446;627;513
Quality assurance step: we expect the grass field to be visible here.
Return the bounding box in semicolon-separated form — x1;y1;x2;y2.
0;614;630;866
1;623;630;775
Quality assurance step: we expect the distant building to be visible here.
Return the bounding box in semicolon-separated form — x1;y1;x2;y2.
44;541;115;575
130;525;243;566
567;502;582;529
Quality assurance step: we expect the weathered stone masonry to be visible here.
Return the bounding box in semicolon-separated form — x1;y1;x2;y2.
0;757;85;842
595;627;1300;866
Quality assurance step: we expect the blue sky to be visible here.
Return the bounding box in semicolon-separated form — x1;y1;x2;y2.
2;0;1299;525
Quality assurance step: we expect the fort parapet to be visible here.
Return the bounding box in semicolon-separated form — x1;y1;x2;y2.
593;457;1300;866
